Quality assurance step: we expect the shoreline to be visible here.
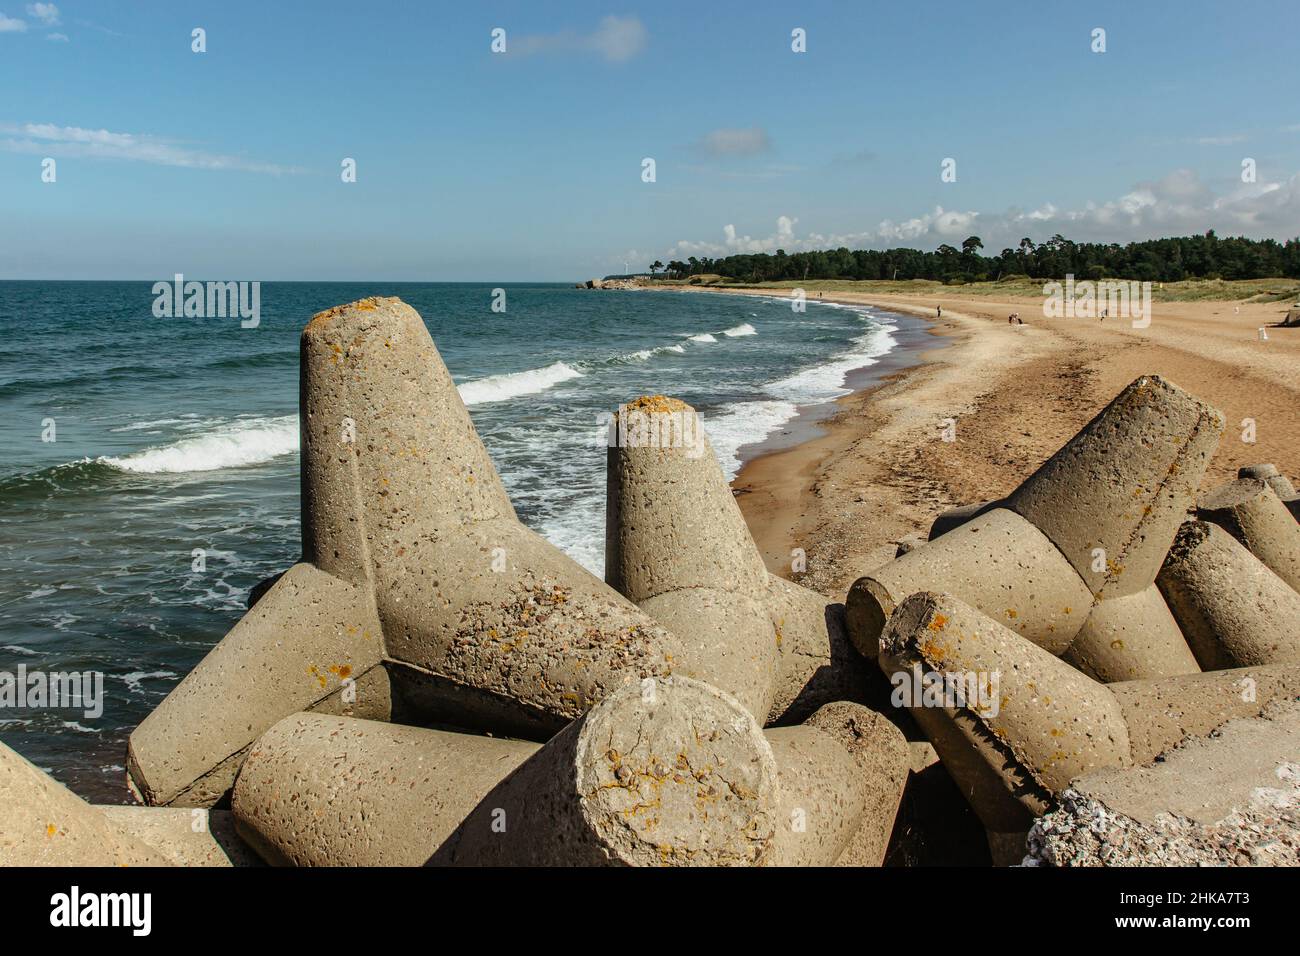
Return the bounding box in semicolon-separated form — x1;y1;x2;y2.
672;284;1300;600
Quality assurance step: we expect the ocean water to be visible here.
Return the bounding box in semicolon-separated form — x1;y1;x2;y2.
0;280;907;799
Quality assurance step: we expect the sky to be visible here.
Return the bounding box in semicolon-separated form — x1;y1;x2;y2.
2;0;1299;280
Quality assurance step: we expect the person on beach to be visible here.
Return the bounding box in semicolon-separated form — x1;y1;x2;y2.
936;305;942;318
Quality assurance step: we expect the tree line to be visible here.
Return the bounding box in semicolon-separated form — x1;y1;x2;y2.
646;231;1300;284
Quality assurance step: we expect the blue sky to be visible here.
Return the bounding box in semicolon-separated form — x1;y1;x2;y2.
3;0;1298;280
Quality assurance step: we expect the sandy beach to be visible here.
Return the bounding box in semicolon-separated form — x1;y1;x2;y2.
719;288;1300;599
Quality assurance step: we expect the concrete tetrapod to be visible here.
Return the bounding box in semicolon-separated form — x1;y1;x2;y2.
1235;465;1300;524
852;376;1222;681
1004;375;1224;600
798;701;910;866
129;297;698;808
1198;478;1300;592
1237;463;1298;500
927;499;1002;541
877;591;1300;853
925;507;1201;683
846;508;1093;660
1;740;168;866
97;807;261;867
605;395;873;724
1156;520;1300;669
233;677;903;866
1061;585;1200;683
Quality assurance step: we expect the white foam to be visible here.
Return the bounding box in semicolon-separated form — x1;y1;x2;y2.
664;344;686;353
101;415;299;474
703;400;801;480
766;324;898;403
458;361;583;406
117;670;178;695
721;323;757;337
688;333;717;343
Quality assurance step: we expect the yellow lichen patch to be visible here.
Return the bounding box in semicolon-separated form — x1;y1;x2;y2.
621;395;690;416
1110;639;1125;651
1005;608;1018;620
919;638;947;664
46;823;57;838
928;613;948;631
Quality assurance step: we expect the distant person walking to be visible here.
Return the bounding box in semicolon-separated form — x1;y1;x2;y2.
936;305;942;318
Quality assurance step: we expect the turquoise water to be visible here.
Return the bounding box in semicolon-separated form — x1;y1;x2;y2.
0;280;907;798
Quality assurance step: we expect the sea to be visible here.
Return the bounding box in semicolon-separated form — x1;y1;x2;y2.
0;280;915;799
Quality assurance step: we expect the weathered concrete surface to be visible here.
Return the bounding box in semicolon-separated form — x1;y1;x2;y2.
98;807;262;867
232;713;538;866
766;723;872;866
803;701;910;866
234;681;892;867
605;395;872;723
847;509;1091;660
1027;702;1300;866
877;592;1132;830
1063;585;1200;682
1110;663;1300;765
130;298;701;808
437;676;782;866
1237;463;1298;500
1;740;168;866
127;562;387;807
1157;520;1300;669
605;396;768;601
764;575;875;725
927;499;1002;540
1199;479;1300;591
1005;375;1224;600
636;587;778;721
894;533;927;557
877;591;1300;845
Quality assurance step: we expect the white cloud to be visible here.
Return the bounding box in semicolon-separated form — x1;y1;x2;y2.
1190;134;1246;146
698;127;771;157
45;30;66;41
26;2;57;25
0;12;27;31
0;122;305;175
510;15;647;62
665;168;1300;258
